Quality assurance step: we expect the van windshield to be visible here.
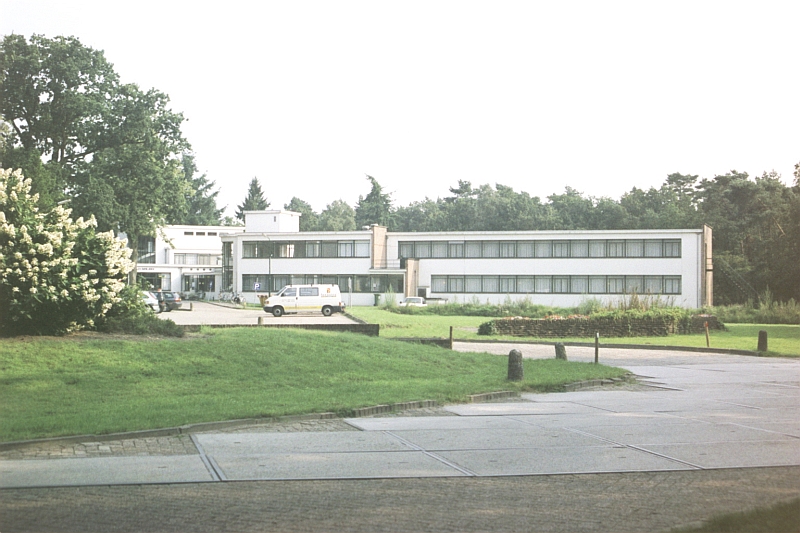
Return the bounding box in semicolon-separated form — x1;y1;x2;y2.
279;288;296;297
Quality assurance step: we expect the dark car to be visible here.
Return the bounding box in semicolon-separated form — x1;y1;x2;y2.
154;291;182;312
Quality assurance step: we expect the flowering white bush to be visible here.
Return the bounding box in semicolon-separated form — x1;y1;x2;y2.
0;168;134;336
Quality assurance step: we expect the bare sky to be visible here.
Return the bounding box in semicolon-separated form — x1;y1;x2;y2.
1;0;798;217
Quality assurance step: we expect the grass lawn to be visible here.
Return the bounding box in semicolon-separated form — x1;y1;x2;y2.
348;308;800;357
0;327;628;442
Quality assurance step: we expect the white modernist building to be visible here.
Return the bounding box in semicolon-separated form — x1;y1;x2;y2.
135;225;243;296
217;210;714;308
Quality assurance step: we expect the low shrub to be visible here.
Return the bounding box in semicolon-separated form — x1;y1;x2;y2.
95;285;184;337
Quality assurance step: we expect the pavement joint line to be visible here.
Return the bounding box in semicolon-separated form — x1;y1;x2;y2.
190;434;221;482
626;444;706;470
384;431;478;477
207;456;228;481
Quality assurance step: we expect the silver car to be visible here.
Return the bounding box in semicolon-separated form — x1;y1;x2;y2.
141;291;160;313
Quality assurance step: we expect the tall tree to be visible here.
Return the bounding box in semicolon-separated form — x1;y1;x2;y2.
0;34;191;282
355;175;393;228
319;199;356;231
235;177;269;221
167;153;224;225
284;197;319;231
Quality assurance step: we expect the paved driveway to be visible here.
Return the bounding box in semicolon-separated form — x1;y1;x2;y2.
160;301;357;326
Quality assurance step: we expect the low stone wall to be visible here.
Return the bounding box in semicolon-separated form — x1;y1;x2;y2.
482;315;723;338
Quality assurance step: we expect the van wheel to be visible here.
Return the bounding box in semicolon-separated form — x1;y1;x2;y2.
322;306;333;317
272;307;284;317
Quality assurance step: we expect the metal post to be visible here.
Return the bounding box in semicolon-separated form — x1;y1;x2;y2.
594;332;599;364
449;326;454;350
705;321;710;348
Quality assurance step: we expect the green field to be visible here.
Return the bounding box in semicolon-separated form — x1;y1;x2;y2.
0;327;628;442
348;308;800;357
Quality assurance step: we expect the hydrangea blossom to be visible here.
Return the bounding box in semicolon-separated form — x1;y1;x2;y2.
0;168;134;336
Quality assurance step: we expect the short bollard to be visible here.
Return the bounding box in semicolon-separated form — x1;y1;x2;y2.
555;343;567;361
757;330;768;352
507;349;524;381
258;316;264;325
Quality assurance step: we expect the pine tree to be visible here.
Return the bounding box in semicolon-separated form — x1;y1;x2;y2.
235;177;270;221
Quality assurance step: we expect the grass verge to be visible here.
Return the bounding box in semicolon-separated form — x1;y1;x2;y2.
676;497;800;532
348;308;800;357
0;327;628;442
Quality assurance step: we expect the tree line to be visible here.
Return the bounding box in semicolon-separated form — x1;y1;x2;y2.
2;34;798;306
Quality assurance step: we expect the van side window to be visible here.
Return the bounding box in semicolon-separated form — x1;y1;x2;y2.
283;288;297;297
300;287;319;297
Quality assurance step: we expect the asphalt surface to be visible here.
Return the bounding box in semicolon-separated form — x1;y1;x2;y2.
1;305;798;532
161;300;357;326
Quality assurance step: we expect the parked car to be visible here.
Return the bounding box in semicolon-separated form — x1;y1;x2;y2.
141;291;160;313
400;296;426;307
154;290;182;312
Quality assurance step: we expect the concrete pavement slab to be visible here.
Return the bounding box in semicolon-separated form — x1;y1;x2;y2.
578;421;796;446
443;402;606;416
345;415;526;431
211;451;468;480
389;426;607;450
510;411;693;429
195;431;409;455
641;440;800;469
0;455;213;488
437;445;697;476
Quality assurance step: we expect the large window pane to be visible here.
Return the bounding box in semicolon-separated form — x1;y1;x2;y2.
571;276;588;293
482;242;500;257
644;240;662;257
338;241;354;257
517;276;534;292
465;276;482;292
500;242;515;258
607;276;624;293
644;276;662;294
416;242;431;258
517;241;534;257
589;276;606;293
448;277;464;292
432;241;448;258
500;276;516;293
664;276;681;294
355;241;370;257
571;241;589;257
626;276;644;293
465;241;482;258
306;242;320;257
482;276;499;292
449;242;464;258
432;276;447;292
242;242;259;258
607;240;625;257
664;240;681;257
535;276;552;293
553;241;570;257
589;241;606;257
276;243;295;258
626;240;644;257
534;241;552;257
321;241;337;257
553;276;570;293
399;242;414;258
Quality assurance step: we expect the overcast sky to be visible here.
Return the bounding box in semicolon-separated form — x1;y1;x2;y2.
2;0;798;217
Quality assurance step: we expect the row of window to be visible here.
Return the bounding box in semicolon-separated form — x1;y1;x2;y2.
399;239;682;259
173;254;222;265
430;275;682;295
242;240;371;259
183;231;219;236
241;274;404;293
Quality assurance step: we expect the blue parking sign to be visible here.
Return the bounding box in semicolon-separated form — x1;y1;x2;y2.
254;282;261;291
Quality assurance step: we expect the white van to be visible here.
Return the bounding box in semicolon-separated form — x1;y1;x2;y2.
261;284;345;317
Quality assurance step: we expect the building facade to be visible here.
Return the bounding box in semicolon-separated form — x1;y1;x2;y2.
216;211;713;308
135;225;243;296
